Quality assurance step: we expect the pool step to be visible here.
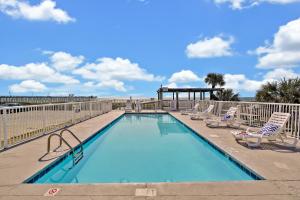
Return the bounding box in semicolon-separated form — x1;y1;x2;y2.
73;151;83;165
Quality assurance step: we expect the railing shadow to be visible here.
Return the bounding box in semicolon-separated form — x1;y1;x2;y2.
237;140;300;153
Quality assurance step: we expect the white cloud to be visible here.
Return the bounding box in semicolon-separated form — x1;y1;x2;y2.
165;82;178;88
168;70;201;83
9;80;47;93
224;74;264;92
49;51;84;71
213;0;300;10
1;52;166;94
254;18;300;69
97;80;126;92
74;57;164;92
0;0;75;23
223;68;300;93
74;57;164;82
263;68;300;80
82;80;126;92
186;36;234;58
0;62;79;84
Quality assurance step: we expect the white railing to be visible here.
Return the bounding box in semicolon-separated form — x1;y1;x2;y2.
146;99;300;140
0;100;112;150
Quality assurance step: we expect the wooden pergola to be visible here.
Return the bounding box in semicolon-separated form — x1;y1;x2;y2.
157;86;224;110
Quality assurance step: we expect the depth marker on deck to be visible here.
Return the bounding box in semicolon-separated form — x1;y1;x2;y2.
44;188;60;196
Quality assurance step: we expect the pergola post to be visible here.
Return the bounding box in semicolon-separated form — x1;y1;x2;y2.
176;92;179;110
173;92;175;100
188;92;190;100
160;91;163;109
193;92;196;101
200;92;203;100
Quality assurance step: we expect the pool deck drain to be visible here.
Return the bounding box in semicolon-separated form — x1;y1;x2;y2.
1;110;300;199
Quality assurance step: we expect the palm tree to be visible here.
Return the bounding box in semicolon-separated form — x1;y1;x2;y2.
215;89;240;101
256;78;300;103
204;73;225;100
256;82;279;102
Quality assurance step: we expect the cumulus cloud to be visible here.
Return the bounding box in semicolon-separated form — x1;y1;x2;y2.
9;80;47;93
263;68;300;80
74;57;164;82
168;70;201;83
166;70;201;88
224;74;264;92
1;52;165;94
213;0;300;10
224;68;300;92
97;80;126;92
82;80;127;92
0;0;75;23
73;57;163;91
0;62;79;84
253;18;300;69
49;51;84;71
186;36;234;58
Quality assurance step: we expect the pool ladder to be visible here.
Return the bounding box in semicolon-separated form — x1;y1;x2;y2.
47;129;84;166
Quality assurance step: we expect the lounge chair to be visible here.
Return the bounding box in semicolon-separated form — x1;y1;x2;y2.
135;100;142;113
181;103;199;115
205;107;240;128
125;100;132;113
190;104;214;120
232;112;291;147
170;100;177;111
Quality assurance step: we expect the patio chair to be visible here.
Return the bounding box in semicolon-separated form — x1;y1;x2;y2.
125;100;132;113
190;104;214;120
181;103;199;115
205;107;241;128
232;112;291;147
135;100;142;113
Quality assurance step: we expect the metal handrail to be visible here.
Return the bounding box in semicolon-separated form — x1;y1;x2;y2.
47;133;74;153
59;129;82;148
47;129;84;166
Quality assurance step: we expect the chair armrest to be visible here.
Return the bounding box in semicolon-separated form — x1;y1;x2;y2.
246;126;260;133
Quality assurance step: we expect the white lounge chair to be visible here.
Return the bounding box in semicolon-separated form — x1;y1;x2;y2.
205;107;240;128
232;112;291;147
190;104;214;120
135;100;142;113
181;103;199;115
170;100;177;111
125;100;132;113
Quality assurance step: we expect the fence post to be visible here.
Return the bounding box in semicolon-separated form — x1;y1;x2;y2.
42;105;46;133
72;103;75;124
3;108;8;148
278;104;282;112
218;102;223;116
249;103;253;127
236;105;241;120
89;102;92;118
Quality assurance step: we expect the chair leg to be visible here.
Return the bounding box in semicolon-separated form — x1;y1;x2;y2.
246;137;262;147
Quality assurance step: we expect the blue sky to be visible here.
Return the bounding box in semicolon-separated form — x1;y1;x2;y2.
1;0;300;97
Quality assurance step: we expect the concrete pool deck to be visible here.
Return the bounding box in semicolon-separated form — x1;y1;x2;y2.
0;110;300;199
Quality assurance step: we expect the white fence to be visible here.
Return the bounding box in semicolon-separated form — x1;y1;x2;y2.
142;99;300;140
0;100;112;150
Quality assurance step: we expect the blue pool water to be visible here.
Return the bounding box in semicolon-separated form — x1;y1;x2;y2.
30;114;259;183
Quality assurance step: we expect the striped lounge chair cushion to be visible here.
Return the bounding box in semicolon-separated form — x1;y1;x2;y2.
222;114;231;121
257;123;280;136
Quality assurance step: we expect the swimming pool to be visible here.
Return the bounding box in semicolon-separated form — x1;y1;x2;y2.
27;114;262;183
